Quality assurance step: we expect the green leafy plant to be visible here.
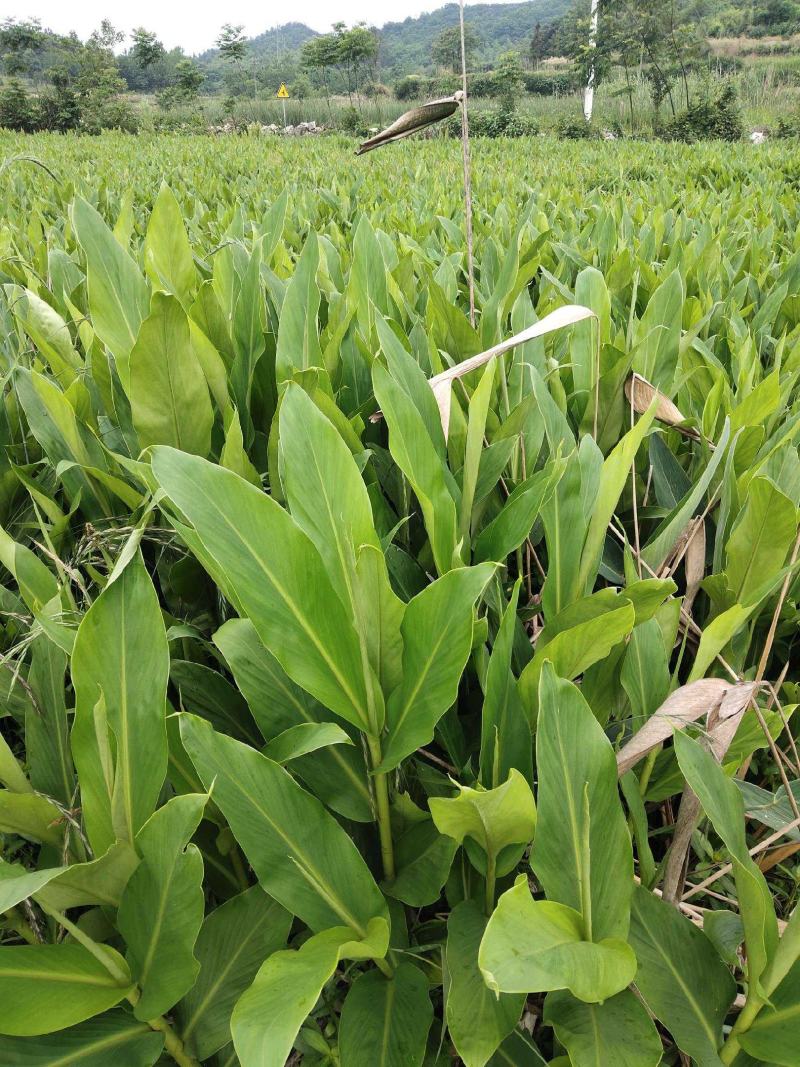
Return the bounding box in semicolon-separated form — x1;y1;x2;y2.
0;131;798;1066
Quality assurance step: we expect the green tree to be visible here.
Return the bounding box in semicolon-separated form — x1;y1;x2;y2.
77;21;133;133
0;78;34;130
0;17;43;76
130;28;165;70
175;59;204;100
494;50;525;113
431;23;480;73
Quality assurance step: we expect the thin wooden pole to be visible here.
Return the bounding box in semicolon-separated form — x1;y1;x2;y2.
458;0;476;327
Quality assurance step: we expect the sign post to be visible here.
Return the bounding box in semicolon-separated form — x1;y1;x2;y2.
277;82;289;126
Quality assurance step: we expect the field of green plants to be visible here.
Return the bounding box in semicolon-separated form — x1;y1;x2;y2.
1;130;800;1066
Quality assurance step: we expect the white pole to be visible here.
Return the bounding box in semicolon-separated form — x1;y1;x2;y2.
584;0;600;122
282;98;287;126
458;0;476;328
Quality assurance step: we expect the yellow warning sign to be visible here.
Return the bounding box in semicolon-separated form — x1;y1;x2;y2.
277;83;290;99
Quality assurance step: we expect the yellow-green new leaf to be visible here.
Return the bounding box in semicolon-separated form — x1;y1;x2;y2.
478;880;636;1004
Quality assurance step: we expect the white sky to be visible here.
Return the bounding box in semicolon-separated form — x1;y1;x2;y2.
3;1;521;56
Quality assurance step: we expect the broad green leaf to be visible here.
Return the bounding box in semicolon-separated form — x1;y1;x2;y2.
339;962;433;1067
0;1009;164;1065
518;598;635;717
380;563;495;770
175;887;291;1061
26;636;73;805
572;266;609;419
473;459;563;565
0;791;63;847
641;419;730;572
0;733;31;795
446;901;524;1067
740;959;800;1065
117;793;206;1020
35;842;140;911
478;879;636;1004
531;664;633;941
13;369;113;517
487;1028;547;1066
171;659;260;747
633;269;684;390
0;944;133;1036
384;818;457;907
480;580;532;788
7;284;83;387
349;215;388;333
629;885;736;1066
578;400;657;592
230;239;265;422
153;448;373;731
221;408;260;486
129;292;213;456
180;714;388;936
280;382;401;714
460;362;496;542
544;989;662;1067
0;859;65;914
214;618;372;822
71;551;169;854
70;196;148;387
275;233;323;384
144;182;196;305
725;476;797;604
430;769;536;878
373;344;459;576
674;732;778;995
231;920;388;1067
0;523;58;612
540;443;594;617
262;722;353;764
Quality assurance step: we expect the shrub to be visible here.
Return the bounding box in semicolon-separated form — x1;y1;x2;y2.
556;116;603;140
0;79;35;132
660;84;743;142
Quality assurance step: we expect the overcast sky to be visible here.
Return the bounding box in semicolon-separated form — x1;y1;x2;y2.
4;1;517;55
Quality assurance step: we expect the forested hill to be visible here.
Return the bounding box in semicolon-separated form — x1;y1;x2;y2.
198;0;800;79
377;1;571;74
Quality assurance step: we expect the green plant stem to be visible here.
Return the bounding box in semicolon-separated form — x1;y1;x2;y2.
367;735;395;883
